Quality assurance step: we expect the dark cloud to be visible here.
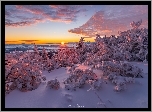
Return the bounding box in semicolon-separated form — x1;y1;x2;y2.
5;21;35;27
5;5;87;27
20;40;39;42
5;41;18;42
5;10;10;17
5;19;13;23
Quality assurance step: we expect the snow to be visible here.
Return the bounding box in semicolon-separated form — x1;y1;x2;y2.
5;62;148;108
5;20;148;108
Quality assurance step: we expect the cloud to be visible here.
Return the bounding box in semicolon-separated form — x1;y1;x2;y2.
5;10;10;17
68;5;148;37
5;21;35;27
101;30;112;33
16;5;44;14
5;5;87;27
82;37;92;38
5;19;13;23
68;10;119;37
5;41;18;42
20;40;39;42
49;5;58;9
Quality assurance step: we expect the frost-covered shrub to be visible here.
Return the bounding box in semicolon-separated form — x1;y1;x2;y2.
47;78;60;90
41;75;46;81
63;74;79;84
96;60;143;78
107;73;117;80
124;77;135;83
73;69;84;77
91;79;103;90
63;77;72;84
77;78;86;88
49;47;80;69
112;76;135;92
112;76;126;85
68;65;77;74
5;51;44;93
120;63;143;78
65;84;76;91
64;68;99;90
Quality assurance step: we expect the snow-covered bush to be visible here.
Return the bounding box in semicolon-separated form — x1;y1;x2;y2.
47;78;60;90
65;84;76;91
95;60;143;78
76;78;86;88
107;73;117;80
120;62;143;78
68;65;77;74
73;69;84;77
63;74;79;84
41;75;46;81
64;68;98;90
112;76;127;85
5;51;44;93
124;77;135;83
6;62;42;92
112;76;135;92
91;79;103;90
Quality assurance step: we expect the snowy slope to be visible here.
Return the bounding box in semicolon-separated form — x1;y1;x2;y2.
5;62;148;108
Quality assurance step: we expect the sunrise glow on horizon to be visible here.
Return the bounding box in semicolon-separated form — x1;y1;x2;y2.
5;5;148;44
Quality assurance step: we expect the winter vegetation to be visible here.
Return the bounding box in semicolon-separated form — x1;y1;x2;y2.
5;20;148;108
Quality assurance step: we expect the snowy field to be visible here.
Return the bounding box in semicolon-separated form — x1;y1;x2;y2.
5;62;148;108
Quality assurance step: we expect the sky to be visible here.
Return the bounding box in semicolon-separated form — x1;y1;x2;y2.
5;5;148;44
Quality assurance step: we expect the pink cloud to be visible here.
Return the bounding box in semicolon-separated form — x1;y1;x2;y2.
68;6;148;37
49;5;58;9
5;5;87;27
48;18;72;23
16;5;23;9
68;11;117;37
16;5;44;15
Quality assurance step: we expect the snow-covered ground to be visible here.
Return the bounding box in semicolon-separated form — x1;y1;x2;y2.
5;62;148;108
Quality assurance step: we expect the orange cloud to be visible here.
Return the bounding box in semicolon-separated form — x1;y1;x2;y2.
101;30;112;33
